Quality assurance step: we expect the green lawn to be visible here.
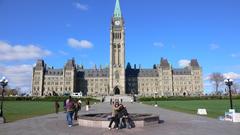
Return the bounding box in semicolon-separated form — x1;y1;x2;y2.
144;99;240;118
3;101;64;122
3;100;240;122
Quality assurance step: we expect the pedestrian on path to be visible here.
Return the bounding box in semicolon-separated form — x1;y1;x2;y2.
110;98;112;105
54;101;60;114
86;99;90;111
66;96;75;127
63;99;67;113
78;99;82;111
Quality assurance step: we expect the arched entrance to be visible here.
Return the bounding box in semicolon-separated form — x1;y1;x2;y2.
114;87;120;95
183;92;186;97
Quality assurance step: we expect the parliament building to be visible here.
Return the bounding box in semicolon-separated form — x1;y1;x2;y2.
32;0;203;97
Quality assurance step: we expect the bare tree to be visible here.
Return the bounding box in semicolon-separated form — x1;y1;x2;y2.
209;72;224;95
232;83;240;95
0;86;19;96
0;85;10;96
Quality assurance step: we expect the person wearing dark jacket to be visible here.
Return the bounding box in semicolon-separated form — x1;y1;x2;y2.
74;100;81;120
63;99;67;113
54;101;60;114
118;105;131;129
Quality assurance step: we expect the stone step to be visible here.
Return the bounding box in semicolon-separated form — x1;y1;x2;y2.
104;95;133;103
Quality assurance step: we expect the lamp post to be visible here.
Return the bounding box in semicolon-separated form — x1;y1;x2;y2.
224;78;233;109
154;91;158;107
0;76;8;123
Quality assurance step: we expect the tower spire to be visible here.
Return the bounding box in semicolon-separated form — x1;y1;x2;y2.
114;0;122;18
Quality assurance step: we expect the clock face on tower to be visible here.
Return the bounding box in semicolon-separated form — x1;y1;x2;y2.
114;20;120;25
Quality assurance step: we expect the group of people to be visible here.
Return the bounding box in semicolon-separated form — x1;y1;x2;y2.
108;102;132;130
55;96;133;129
55;96;92;128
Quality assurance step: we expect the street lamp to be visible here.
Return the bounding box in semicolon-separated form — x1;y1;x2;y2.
0;76;8;123
154;91;158;107
224;78;233;109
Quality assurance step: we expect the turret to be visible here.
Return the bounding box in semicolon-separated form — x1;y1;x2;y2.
64;58;76;94
32;59;45;96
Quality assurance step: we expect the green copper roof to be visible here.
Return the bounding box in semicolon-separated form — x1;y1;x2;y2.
114;0;122;18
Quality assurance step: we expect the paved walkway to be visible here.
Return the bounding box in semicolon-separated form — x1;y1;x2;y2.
0;102;239;135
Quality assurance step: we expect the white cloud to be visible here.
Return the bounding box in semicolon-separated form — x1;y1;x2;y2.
74;2;88;11
0;64;33;91
178;59;190;68
68;38;93;49
223;72;240;80
204;75;211;81
58;50;68;55
210;43;220;50
153;42;164;48
0;41;51;61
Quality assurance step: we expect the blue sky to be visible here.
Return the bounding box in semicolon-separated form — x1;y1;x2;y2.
0;0;240;93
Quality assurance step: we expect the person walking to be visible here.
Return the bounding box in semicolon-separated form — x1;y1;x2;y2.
63;99;67;113
78;99;82;111
110;98;112;105
86;99;90;111
54;101;60;114
130;99;133;104
66;96;75;127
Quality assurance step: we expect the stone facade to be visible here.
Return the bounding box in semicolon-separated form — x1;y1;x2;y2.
32;59;76;96
125;58;203;97
32;0;203;97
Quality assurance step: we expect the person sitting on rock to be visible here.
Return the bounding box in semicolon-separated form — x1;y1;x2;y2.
108;102;121;130
118;105;131;129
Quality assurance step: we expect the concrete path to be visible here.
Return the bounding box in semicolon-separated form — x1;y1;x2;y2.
0;102;239;135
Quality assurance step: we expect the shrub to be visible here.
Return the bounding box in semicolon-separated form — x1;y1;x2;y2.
138;95;240;102
3;96;99;102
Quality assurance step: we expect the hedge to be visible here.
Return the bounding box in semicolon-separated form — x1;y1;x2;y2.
138;95;240;102
3;96;99;102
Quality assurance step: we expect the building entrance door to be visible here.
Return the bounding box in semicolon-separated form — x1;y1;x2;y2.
114;87;120;95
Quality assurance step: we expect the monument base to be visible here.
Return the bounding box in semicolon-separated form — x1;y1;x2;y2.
78;113;160;128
